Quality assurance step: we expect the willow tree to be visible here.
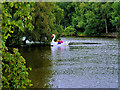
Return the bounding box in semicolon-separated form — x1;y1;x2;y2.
30;3;53;42
31;2;64;42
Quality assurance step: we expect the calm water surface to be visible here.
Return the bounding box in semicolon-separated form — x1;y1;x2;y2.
20;37;118;88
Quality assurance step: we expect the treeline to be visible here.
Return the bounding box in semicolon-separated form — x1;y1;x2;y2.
3;2;120;47
3;2;64;47
57;2;120;36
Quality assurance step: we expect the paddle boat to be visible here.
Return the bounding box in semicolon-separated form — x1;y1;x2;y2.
51;34;70;46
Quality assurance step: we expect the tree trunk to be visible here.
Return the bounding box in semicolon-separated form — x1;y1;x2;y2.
116;26;118;32
105;18;108;33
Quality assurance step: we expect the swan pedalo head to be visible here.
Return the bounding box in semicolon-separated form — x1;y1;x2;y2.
51;34;55;38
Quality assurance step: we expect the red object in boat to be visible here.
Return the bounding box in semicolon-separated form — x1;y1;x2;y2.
57;40;63;44
60;40;63;43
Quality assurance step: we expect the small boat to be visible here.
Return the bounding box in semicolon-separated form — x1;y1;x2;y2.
51;34;70;46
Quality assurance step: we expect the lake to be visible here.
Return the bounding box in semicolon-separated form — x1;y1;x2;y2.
20;37;119;88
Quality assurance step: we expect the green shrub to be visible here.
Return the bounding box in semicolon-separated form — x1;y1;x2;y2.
76;32;84;36
2;43;32;88
2;2;33;88
63;26;76;36
84;25;100;36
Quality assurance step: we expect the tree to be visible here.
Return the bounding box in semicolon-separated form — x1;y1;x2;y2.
30;2;64;43
2;2;33;88
110;2;120;33
2;2;34;46
70;2;116;36
57;2;76;28
51;3;64;39
101;2;113;33
63;26;76;36
72;2;87;33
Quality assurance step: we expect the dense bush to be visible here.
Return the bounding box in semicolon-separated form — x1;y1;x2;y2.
63;26;76;36
76;32;84;36
2;2;33;88
2;43;32;88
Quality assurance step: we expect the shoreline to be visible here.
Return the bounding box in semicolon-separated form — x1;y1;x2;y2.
61;35;119;38
7;35;120;48
61;32;119;38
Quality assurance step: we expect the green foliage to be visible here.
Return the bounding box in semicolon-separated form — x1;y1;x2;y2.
76;32;84;36
2;2;64;88
2;2;33;88
110;2;120;33
2;2;64;45
57;2;76;28
27;2;64;43
2;2;34;46
2;43;32;88
54;4;64;25
84;27;100;36
72;2;87;30
63;26;76;36
52;3;64;39
58;2;119;37
30;2;53;42
84;9;101;36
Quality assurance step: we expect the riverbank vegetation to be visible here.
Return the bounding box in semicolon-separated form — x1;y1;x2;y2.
58;2;120;37
2;2;33;88
3;2;120;46
2;2;120;88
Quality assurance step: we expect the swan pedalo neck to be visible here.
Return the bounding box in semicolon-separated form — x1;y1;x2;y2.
51;34;70;46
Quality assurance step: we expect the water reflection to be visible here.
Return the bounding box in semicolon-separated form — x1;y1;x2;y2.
51;46;70;60
20;46;53;88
